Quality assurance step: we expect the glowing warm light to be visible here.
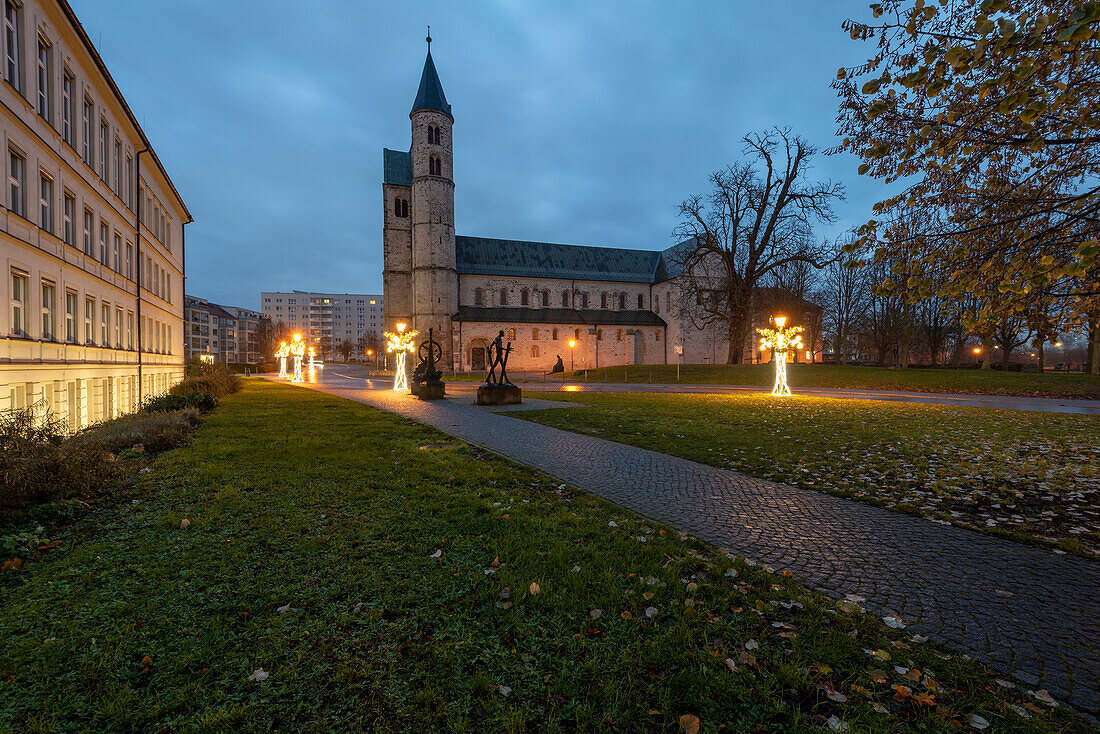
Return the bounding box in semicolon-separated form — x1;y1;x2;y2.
385;326;418;391
756;316;803;397
275;341;290;378
973;347;982;354
289;333;306;382
1053;341;1062;347
568;340;576;348
199;354;214;365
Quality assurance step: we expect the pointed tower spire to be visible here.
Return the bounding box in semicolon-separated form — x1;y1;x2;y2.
411;31;452;118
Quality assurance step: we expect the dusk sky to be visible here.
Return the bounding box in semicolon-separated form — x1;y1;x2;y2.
69;0;882;310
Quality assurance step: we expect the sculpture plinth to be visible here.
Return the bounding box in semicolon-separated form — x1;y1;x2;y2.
477;329;521;405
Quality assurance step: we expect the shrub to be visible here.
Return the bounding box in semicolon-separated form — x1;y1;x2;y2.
144;392;218;413
0;406;121;510
174;363;241;398
70;408;203;456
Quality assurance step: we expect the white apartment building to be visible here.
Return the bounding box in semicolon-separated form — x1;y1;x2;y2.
260;291;383;358
1;0;190;430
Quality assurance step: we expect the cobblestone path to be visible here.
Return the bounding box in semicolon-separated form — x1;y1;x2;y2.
285;373;1100;713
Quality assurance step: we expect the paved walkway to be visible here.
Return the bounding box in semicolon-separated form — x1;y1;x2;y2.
276;372;1100;713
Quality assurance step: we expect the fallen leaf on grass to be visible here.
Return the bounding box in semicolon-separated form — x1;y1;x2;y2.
1028;689;1057;706
968;713;990;730
180;518;191;529
529;582;540;595
678;714;700;734
883;614;906;629
141;655;152;666
1;558;22;572
498;685;511;697
744;639;759;650
826;715;850;732
589;609;603;619
429;549;442;558
276;604;292;614
724;658;738;673
248;668;269;682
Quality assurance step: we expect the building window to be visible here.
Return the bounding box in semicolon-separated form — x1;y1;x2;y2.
127;311;133;348
601;292;608;309
113;233;121;272
113;139;122;196
38;171;52;232
65;290;76;342
562;291;569;308
84;297;93;344
101;303;109;346
532;328;538;340
36;34;50;121
39;279;54;341
8;147;24;217
82;96;93;165
499;288;508;306
428;124;440;144
656;329;662;341
429;155;441;176
597;328;603;341
10;270;27;336
3;1;20;90
115;308;122;348
638;293;644;309
580;292;589;309
521;289;529;306
62;69;73;145
619;293;626;309
616;329;622;341
62;191;74;245
552;328;558;340
574;328;580;340
125;241;133;280
394;196;408;218
82;208;93;255
507;328;515;340
125;152;133;209
99;222;108;265
531;345;539;358
98;119;108;180
473;287;483;306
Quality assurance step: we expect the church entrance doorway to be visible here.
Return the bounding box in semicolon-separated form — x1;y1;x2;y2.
471;347;486;371
632;331;644;365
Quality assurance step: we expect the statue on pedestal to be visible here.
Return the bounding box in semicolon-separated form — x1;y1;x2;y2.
477;330;522;405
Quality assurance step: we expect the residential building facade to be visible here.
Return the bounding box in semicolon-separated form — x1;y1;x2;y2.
1;0;190;429
260;290;383;359
185;296;267;365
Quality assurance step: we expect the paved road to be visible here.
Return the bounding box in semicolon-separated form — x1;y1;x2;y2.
274;371;1100;713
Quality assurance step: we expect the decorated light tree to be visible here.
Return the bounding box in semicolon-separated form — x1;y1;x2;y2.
757;316;803;397
275;341;290;379
289;333;306;382
385;323;418;392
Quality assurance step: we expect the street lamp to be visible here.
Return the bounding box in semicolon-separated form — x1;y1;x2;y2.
568;339;576;371
756;315;802;396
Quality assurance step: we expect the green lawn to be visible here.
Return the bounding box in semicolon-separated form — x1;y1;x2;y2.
0;381;1087;732
514;393;1100;558
472;364;1100;399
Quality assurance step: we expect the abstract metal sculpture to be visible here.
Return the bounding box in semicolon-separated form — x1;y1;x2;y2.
410;327;446;400
477;329;522;405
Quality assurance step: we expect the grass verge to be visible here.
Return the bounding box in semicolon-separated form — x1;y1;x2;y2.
488;364;1100;399
513;392;1100;558
0;381;1088;731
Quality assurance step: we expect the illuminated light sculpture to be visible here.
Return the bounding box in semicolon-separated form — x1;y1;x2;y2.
275;341;290;378
385;322;418;392
756;316;803;397
289;333;306;382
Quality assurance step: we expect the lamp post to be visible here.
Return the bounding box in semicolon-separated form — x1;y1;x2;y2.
385;322;417;392
568;339;576;371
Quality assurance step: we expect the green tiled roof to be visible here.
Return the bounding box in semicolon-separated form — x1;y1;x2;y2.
383;149;411;186
453;306;666;327
456;236;666;284
412;51;452;117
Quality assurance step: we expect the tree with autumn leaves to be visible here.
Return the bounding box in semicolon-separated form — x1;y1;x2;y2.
835;0;1100;371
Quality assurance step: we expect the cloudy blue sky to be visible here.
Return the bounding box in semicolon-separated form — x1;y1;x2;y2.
69;0;880;310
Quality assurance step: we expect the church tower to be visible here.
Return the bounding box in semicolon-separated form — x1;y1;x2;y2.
409;34;457;367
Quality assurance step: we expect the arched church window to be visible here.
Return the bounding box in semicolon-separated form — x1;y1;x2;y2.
428;124;440;144
532;328;538;339
552;328;558;340
500;288;508;306
637;293;644;309
394;197;408;218
508;328;516;340
618;293;626;309
562;291;570;308
474;288;483;306
574;328;581;340
429;155;441;176
600;293;608;309
531;345;539;358
580;292;589;309
542;289;550;306
521;289;529;306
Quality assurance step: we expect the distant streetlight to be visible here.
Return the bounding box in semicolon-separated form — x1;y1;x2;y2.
568;339;576;371
973;347;982;354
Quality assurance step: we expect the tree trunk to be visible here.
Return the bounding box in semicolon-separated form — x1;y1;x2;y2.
980;334;994;369
836;329;846;365
1088;313;1100;375
727;314;750;364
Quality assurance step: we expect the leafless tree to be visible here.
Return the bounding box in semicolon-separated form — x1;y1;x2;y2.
821;250;867;365
672;128;844;363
